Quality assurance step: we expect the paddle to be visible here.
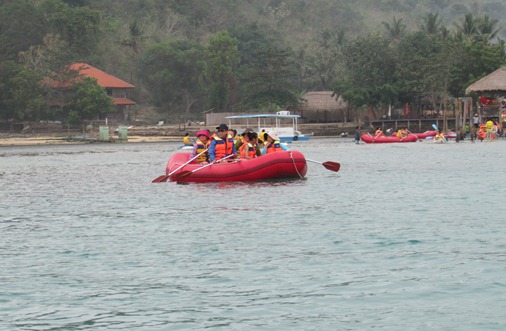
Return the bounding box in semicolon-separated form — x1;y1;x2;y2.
174;153;237;180
152;149;208;183
306;159;341;172
431;124;447;143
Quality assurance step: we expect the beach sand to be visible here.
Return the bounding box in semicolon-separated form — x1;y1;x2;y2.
0;133;181;147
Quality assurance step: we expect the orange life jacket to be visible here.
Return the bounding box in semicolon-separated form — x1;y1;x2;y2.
240;142;256;159
213;135;234;160
266;141;282;153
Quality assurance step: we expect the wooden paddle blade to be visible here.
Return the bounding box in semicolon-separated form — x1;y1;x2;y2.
173;170;192;180
322;161;340;172
152;175;169;183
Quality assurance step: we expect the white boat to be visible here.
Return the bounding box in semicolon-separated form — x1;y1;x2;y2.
225;111;312;141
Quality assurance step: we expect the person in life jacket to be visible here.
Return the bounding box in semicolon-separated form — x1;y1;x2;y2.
235;128;253;151
190;130;211;164
236;128;262;157
183;132;193;146
434;130;445;143
263;131;288;154
209;124;237;162
240;132;260;159
478;125;486;141
374;127;383;137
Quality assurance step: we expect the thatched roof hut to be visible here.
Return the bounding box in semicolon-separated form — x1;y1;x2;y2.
466;67;506;95
300;91;347;111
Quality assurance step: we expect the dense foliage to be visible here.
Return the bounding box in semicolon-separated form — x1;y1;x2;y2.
1;0;506;124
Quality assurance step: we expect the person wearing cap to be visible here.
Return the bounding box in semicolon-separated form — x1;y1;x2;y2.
262;131;288;154
209;124;237;162
190;130;211;164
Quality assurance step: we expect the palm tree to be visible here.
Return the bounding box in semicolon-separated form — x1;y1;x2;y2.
421;13;442;35
476;15;500;41
454;13;478;38
382;17;406;41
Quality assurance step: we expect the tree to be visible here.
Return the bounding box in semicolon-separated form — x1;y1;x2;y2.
397;32;464;112
204;31;239;112
232;23;300;110
139;39;205;121
41;0;102;58
66;76;114;127
20;34;77;124
420;13;443;36
476;15;501;42
0;61;45;126
0;0;47;61
452;41;505;96
332;34;399;120
120;19;147;82
308;28;345;90
382;17;406;42
239;46;300;110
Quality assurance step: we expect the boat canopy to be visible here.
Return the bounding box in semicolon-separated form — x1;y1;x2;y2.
225;113;300;132
225;114;301;120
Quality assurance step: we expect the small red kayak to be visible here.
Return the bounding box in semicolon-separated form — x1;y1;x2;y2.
165;151;308;182
361;133;418;144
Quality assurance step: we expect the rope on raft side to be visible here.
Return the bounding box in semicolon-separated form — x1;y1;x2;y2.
289;151;305;179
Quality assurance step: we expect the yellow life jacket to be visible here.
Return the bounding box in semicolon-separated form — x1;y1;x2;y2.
195;140;209;163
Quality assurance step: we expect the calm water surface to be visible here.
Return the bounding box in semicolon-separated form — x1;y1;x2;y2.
1;138;506;330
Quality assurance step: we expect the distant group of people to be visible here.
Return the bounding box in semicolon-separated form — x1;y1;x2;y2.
188;124;288;164
473;113;502;141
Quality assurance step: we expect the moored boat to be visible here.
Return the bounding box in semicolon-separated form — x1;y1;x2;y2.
225;111;311;141
165;151;308;183
361;133;418;144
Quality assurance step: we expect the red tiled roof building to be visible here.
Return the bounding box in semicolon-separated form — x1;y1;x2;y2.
47;63;136;123
70;63;136;121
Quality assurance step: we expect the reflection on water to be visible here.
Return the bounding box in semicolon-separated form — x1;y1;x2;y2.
1;140;506;330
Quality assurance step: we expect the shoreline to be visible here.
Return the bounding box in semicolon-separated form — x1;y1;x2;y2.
0;134;183;147
0;133;342;147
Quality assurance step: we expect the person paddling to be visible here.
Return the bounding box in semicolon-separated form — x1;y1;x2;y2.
190;130;211;164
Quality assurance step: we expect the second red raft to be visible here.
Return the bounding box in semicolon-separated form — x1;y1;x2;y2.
361;133;418;144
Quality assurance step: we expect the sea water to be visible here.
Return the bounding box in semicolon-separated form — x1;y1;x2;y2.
1;138;506;330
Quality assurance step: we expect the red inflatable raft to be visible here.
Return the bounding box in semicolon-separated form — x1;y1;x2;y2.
361;133;418;144
164;151;308;183
412;130;437;140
